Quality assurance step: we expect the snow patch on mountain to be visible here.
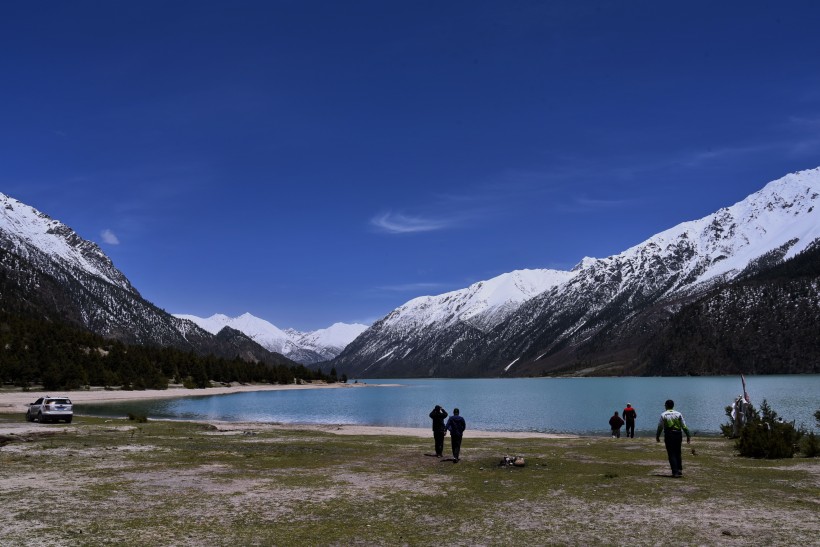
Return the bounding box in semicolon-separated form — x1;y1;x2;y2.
381;268;576;332
592;167;820;294
174;312;367;363
293;322;369;353
0;192;133;291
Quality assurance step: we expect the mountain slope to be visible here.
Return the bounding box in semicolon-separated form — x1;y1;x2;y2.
290;322;369;363
0;192;295;366
640;241;820;376
332;167;820;377
333;269;575;377
175;312;367;364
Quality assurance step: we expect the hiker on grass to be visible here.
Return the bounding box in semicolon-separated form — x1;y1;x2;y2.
429;404;448;457
609;411;625;438
623;403;637;438
445;408;466;462
656;399;691;477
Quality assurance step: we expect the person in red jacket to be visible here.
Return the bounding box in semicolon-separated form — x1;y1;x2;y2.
623;403;637;438
609;411;625;438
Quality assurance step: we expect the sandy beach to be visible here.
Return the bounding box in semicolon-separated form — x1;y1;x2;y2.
0;383;573;439
0;382;361;411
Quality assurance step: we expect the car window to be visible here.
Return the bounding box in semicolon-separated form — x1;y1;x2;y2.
34;398;43;404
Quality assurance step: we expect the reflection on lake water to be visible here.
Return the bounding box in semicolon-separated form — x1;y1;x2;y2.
80;375;820;436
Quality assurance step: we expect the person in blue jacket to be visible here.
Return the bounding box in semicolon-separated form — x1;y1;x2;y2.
445;408;466;462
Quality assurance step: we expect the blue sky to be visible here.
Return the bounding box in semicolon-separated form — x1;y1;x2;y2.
2;1;820;331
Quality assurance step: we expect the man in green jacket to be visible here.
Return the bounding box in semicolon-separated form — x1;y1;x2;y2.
656;399;691;477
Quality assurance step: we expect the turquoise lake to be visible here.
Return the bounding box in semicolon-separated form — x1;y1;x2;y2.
80;375;820;436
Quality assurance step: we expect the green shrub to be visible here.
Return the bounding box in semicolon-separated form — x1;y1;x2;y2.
801;432;820;458
735;400;803;459
127;412;148;423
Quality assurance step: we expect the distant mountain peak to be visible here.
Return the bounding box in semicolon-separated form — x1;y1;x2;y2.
173;312;367;364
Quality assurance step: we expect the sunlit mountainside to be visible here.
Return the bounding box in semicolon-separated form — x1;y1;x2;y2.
1;167;819;377
332;167;820;377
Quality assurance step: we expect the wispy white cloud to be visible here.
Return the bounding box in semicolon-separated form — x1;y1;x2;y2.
679;143;777;168
787;137;820;156
554;194;639;213
101;229;120;245
574;196;632;209
370;212;454;234
786;115;820;128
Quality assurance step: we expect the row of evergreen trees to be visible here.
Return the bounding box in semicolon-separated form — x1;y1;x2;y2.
0;313;342;390
642;243;820;376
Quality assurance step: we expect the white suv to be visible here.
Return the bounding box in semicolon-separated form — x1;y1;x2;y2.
25;396;73;423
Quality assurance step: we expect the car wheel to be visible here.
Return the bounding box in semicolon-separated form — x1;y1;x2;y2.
37;412;46;423
25;411;33;422
65;417;73;424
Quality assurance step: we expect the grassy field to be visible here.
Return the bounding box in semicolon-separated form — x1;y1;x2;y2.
0;415;817;546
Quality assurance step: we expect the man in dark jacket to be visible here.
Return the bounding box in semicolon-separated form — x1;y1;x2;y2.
445;408;466;462
656;399;691;477
609;411;625;438
429;405;448;457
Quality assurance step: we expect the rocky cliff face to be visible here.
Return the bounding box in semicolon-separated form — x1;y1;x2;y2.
332;168;820;377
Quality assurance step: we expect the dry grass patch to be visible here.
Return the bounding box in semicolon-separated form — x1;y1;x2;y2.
0;415;817;546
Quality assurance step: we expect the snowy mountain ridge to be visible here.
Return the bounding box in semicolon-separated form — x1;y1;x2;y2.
174;312;367;364
606;167;820;295
0;193;293;363
0;192;134;292
381;268;575;333
332;167;820;377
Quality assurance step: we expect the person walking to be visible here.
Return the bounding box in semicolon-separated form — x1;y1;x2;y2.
445;408;466;462
609;411;625;438
623;403;637;438
429;404;448;457
656;399;691;477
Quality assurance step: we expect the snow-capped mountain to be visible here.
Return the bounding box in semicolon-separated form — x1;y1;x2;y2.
0;192;295;365
332;167;820;377
290;322;370;362
380;269;575;333
1;193;134;293
174;312;367;364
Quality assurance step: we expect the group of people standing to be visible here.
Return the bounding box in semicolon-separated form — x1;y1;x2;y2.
610;400;692;477
429;405;466;462
608;403;637;438
429;399;691;477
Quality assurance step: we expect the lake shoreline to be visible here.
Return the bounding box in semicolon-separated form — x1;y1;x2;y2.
0;382;373;413
0;383;575;439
